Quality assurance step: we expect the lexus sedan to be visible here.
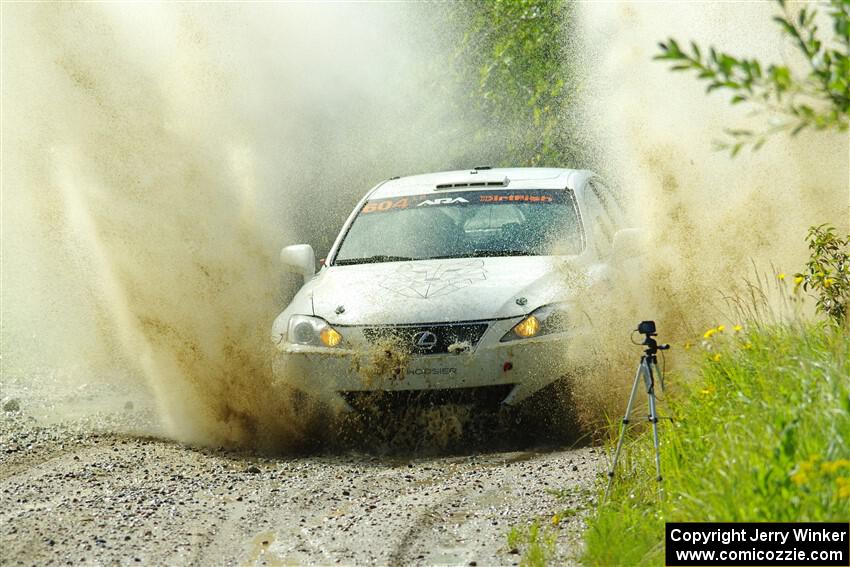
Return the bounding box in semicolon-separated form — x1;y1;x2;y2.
272;167;634;417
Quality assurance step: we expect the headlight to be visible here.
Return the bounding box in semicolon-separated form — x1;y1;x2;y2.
500;303;568;342
286;315;343;347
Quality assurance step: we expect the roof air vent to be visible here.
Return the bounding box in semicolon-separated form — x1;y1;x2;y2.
435;176;509;190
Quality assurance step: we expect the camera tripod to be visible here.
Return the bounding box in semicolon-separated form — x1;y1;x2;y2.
605;321;670;500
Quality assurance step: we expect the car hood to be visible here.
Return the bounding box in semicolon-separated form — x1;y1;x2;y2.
310;256;584;325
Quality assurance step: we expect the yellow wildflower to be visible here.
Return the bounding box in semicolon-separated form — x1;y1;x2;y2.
837;478;850;499
552;514;561;526
703;328;717;339
777;273;786;281
700;386;716;396
794;276;804;285
717;325;726;332
712;353;722;362
791;471;808;485
744;342;753;350
823;462;840;474
683;342;693;351
821;459;850;474
733;325;743;333
824;278;835;288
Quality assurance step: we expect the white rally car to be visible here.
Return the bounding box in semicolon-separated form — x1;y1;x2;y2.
272;167;633;416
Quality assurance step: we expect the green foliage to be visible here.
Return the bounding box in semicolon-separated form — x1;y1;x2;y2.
795;224;850;325
583;324;850;565
445;0;586;167
656;0;850;155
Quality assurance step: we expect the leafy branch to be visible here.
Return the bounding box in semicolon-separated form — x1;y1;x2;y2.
655;0;850;156
795;224;850;326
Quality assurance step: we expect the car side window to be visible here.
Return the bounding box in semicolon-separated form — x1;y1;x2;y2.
583;181;616;252
587;179;625;230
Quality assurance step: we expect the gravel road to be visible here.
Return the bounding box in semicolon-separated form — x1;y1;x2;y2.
0;378;603;566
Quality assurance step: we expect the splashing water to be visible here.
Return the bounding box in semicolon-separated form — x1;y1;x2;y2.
568;2;849;427
2;3;467;449
581;2;847;323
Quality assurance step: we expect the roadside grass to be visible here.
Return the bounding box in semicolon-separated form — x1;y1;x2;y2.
505;486;591;565
507;522;558;567
582;322;850;566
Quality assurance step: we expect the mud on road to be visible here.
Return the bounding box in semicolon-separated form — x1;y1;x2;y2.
0;383;602;566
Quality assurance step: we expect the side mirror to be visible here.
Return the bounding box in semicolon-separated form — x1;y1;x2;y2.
611;228;645;261
280;244;316;282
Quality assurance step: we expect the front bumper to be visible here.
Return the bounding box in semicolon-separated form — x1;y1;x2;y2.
272;317;572;412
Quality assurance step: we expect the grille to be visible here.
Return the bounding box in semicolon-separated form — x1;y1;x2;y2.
361;322;489;355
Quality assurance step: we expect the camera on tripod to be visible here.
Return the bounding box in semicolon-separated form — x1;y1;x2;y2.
636;320;669;358
606;320;671;499
637;320;657;336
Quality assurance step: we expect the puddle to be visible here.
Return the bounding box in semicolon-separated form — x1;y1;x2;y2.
243;531;283;567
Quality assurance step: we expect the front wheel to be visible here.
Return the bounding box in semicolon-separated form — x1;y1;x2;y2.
278;385;337;450
515;376;586;446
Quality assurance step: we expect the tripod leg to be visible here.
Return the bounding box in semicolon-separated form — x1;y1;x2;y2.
646;361;663;483
605;359;644;499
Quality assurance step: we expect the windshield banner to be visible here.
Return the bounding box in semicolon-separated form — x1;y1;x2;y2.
360;190;572;214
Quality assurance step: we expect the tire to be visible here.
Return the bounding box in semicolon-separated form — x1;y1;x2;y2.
278;385;336;450
516;376;585;445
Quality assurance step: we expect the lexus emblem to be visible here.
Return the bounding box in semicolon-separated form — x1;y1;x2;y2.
412;331;438;350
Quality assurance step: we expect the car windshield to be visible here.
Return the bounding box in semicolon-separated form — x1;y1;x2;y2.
333;190;583;266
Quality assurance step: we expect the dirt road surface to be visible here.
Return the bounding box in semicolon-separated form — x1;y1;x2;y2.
0;378;602;566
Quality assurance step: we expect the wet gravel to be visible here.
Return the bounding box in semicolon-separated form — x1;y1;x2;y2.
0;384;603;566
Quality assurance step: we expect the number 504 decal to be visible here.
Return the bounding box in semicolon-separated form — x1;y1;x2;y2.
361;198;410;213
361;196;469;213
